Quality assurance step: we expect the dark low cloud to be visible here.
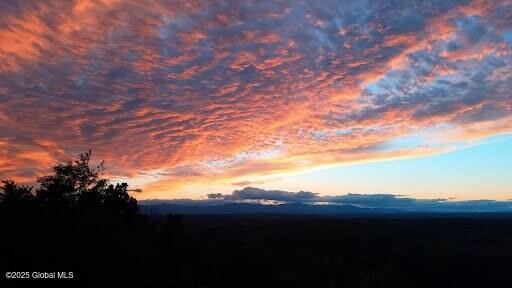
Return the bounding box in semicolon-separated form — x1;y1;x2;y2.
206;193;223;199
219;187;318;202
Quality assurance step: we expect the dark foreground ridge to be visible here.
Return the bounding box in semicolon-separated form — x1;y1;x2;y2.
2;152;512;287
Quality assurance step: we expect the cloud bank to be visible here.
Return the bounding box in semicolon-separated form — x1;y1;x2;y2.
204;187;512;212
0;0;511;196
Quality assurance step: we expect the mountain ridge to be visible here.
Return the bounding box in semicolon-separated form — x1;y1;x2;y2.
140;202;401;215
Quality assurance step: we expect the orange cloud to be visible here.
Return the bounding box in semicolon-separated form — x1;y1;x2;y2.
0;0;510;198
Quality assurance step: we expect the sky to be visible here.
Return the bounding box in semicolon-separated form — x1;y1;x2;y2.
0;0;511;201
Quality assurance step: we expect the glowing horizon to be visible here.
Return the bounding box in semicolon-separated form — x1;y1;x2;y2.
1;0;511;200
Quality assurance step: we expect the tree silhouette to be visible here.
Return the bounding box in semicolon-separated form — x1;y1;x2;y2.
26;150;138;215
0;151;150;285
0;179;34;210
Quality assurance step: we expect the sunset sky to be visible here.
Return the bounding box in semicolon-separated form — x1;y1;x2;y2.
0;0;511;200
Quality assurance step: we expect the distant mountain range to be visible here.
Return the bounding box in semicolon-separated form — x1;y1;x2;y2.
139;201;512;216
140;202;401;215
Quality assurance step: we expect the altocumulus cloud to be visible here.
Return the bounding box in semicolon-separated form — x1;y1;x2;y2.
0;0;511;195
